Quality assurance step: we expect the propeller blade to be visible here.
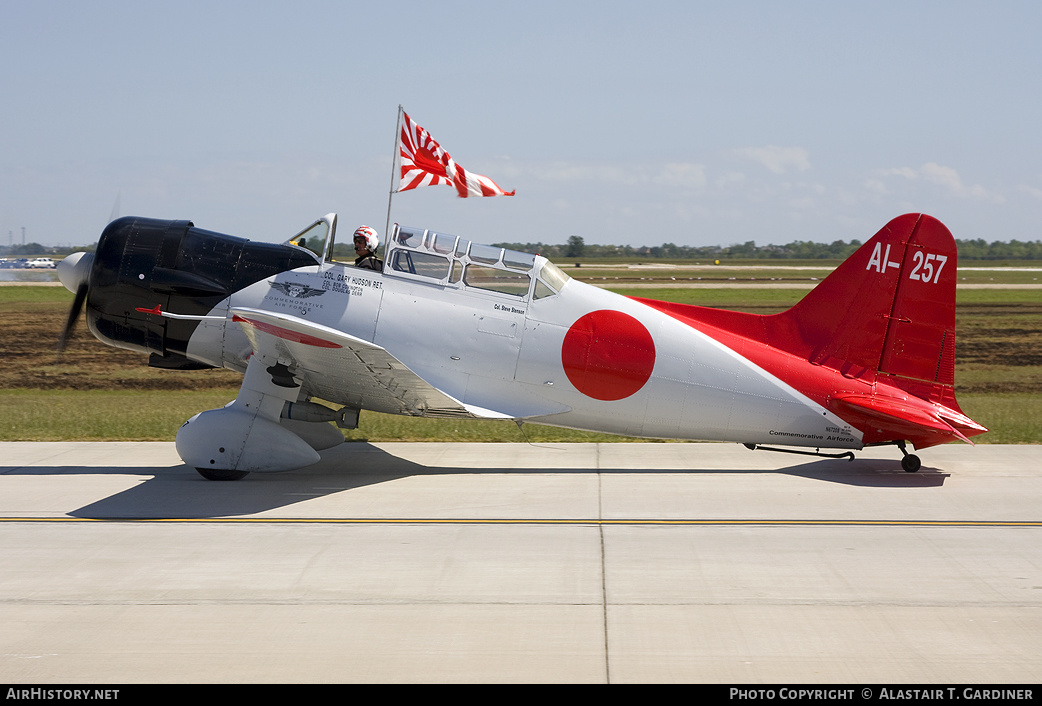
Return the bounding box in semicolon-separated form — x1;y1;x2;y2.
57;282;88;358
109;191;121;224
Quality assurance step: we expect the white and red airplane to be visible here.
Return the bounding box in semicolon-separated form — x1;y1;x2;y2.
56;211;986;479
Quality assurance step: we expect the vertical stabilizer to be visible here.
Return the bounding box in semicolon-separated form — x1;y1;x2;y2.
781;213;958;387
634;214;985;448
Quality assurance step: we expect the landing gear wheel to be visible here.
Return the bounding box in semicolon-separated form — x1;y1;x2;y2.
196;467;250;481
901;454;921;473
895;440;921;473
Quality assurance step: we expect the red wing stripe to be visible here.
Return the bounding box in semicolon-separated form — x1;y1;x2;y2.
233;315;342;349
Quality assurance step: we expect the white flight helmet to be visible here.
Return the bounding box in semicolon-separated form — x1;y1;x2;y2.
353;225;379;252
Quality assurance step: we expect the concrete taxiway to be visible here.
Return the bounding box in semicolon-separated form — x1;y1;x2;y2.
1;441;1039;683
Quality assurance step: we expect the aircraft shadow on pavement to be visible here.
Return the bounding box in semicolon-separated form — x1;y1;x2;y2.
30;443;951;520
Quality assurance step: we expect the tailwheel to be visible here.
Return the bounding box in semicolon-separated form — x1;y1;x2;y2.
896;441;921;473
196;467;250;481
901;454;921;473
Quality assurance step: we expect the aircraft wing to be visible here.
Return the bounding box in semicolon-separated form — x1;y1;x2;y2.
230;307;507;419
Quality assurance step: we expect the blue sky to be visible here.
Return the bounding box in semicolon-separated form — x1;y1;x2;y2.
3;1;1041;249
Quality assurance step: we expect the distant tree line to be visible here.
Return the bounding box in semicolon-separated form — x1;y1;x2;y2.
494;235;1042;261
953;238;1042;260
1;243;59;257
4;235;1042;261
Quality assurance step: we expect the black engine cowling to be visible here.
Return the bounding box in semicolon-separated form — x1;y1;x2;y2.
86;217;318;368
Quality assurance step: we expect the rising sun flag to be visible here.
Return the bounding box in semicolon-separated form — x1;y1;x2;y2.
396;109;515;198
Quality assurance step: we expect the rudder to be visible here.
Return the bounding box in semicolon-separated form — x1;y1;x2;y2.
877;216;958;386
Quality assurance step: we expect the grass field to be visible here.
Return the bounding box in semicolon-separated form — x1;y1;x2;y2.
1;278;1039;444
0;389;1037;444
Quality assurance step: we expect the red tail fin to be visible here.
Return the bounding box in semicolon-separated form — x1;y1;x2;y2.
781;213;957;386
634;214;987;447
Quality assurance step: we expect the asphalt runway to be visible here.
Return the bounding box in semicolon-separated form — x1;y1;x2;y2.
1;441;1039;684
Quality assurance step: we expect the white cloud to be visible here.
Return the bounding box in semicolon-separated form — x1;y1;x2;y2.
652;162;708;189
715;172;747;189
863;178;890;195
1019;184;1042;200
920;162;965;192
877;166;918;180
873;163;1004;204
735;146;811;174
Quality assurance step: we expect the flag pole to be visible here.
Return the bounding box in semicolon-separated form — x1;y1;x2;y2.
384;105;404;244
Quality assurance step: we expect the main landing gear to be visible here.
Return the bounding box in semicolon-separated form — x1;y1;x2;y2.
196;468;251;481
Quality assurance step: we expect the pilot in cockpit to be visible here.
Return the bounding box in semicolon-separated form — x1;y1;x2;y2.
353;226;383;271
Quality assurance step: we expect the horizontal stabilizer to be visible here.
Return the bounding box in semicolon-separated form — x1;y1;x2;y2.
830;393;984;448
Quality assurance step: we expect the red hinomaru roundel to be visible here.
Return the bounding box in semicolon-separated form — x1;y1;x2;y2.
561;310;656;401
